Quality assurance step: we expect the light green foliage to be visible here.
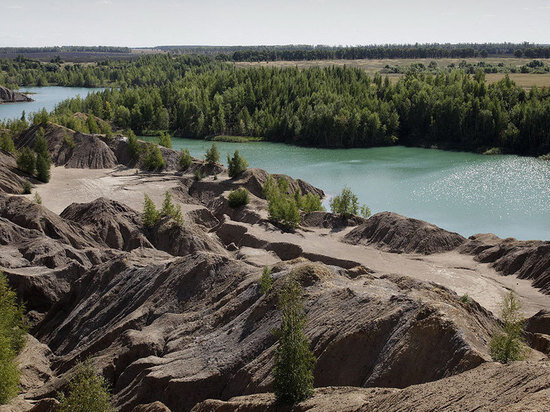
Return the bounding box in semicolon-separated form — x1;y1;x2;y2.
0;271;28;404
259;266;273;294
179;148;192;170
227;150;248;178
63;133;76;149
21;181;32;195
34;193;42;204
160;192;184;226
228;188;250;208
539;153;550;161
126;130;141;161
158;132;172;148
86;115;100;134
273;280;315;405
295;192;324;214
330;187;371;219
32;108;49;126
459;294;472;304
205;143;220;164
0;133;16;153
489;291;528;363
58;361;115;412
142;194;160;228
142;144;165;171
16;147;36;175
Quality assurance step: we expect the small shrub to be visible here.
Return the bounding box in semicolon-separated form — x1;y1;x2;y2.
483;147;502;156
360;204;372;218
142;144;165;171
126;130;141;161
63;133;76;149
296;192;323;213
228;188;250;208
33;193;42;204
259;266;273;294
160;192;183;226
459;294;472;304
538;153;550;161
158;132;172;148
194;170;203;181
330;187;358;218
213;174;218;180
33;128;48;155
21;181;32;195
0;134;15;153
489;291;528;363
16;147;36;175
227;150;248;178
32;108;49;126
273;280;315;405
35;153;51;183
58;361;115;412
179;148;192;170
205;143;220;164
0;335;19;405
268;193;301;230
142;194;160;228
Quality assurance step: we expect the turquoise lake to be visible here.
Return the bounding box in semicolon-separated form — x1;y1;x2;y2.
144;136;550;241
1;87;548;241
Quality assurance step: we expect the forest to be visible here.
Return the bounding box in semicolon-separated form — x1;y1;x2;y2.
1;54;550;156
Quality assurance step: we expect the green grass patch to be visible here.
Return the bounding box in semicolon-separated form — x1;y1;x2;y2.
209;135;264;143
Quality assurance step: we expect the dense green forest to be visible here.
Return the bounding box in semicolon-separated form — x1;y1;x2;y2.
1;54;549;156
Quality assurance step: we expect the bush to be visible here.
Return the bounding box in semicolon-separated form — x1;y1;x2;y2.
259;266;273;294
489;291;527;363
0;271;28;405
459;294;472;304
296;192;323;213
142;194;160;228
205;143;219;164
194;170;203;181
63;133;76;149
227;150;248;178
58;361;115;412
228;188;250;208
268;193;301;230
33;192;42;205
21;181;32;194
126;130;141;161
330;187;371;219
16;147;36;175
179;148;192;170
158;131;172;148
142;144;165;171
36;153;51;183
160;192;183;226
0;134;15;153
539;153;550;161
32;108;49;126
360;204;372;218
273;280;315;405
33;128;48;155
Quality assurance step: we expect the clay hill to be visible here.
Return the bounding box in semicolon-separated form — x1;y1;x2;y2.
0;123;549;412
0;86;33;103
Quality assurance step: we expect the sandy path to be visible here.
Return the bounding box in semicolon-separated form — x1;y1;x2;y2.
33;166;550;318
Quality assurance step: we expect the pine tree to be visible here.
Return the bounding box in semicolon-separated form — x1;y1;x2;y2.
16;147;36;175
227;150;248;178
205;143;220;164
273;280;315;405
259;266;273;294
158;132;172;148
142;194;160;228
35;153;51;183
179;148;192;170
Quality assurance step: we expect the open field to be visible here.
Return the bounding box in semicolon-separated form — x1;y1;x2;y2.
234;58;550;89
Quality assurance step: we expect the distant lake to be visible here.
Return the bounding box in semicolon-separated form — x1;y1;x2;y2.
144;136;550;241
0;86;104;122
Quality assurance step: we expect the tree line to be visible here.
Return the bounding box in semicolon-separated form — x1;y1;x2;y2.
45;62;550;156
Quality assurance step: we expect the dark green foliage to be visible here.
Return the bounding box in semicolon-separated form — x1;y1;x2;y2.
489;291;528;363
0;133;15;153
179;148;192;170
141;144;165;171
35;153;51;183
160;192;183;226
227;188;250;208
263;177;301;230
63;133;76;149
273;279;315;405
158;131;172;148
205;143;220;164
126;130;141;161
21;180;32;194
227;150;248;178
142;194;160;228
459;294;472;304
16;147;36;175
194;170;203;181
58;361;115;412
33;128;48;155
259;266;273;294
32;108;49;126
0;271;28;404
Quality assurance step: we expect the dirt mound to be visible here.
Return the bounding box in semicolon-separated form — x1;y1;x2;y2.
460;234;550;294
0;85;33;103
302;211;366;229
193;361;550;412
0;151;30;194
343;212;466;254
16;124;118;169
61;197;152;251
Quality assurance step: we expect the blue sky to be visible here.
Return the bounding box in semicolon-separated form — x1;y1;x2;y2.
1;0;549;47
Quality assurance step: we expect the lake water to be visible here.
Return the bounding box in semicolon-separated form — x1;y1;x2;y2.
144;137;550;241
0;86;104;122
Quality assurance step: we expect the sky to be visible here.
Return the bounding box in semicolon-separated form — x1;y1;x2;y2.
1;0;550;47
